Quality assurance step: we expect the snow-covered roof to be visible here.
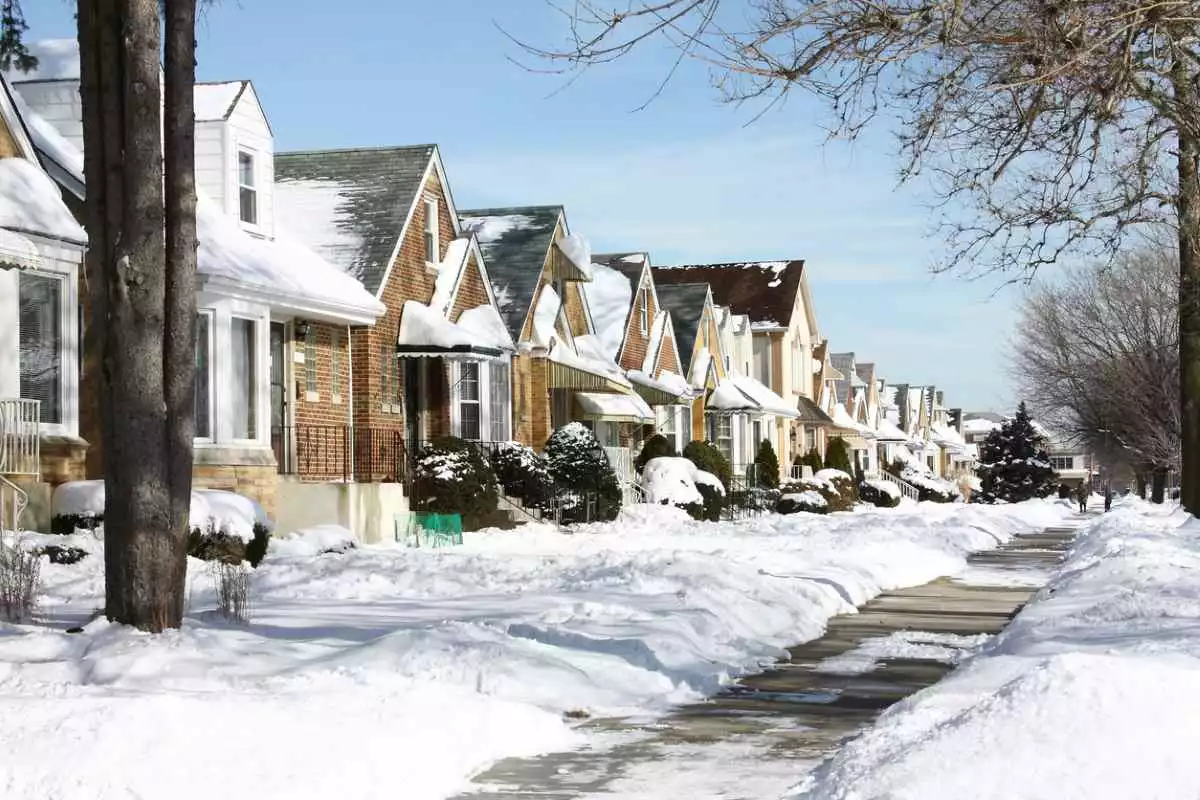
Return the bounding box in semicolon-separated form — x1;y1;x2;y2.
874;416;909;442
396;301;509;357
706;372;799;418
0;157;85;244
194;81;247;121
627;369;694;401
656;283;710;372
962;417;1001;435
2;39;79;83
574;391;653;422
581;260;634;360
653;260;806;329
831;403;875;437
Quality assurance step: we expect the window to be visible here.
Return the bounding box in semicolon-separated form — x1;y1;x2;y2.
639;288;649;334
19;272;63;424
753;336;771;384
707;414;733;461
423;197;439;263
331;329;342;397
456;362;481;440
380;344;401;409
231;317;257;439
488;361;510;442
752;420;763;447
1050;456;1075;471
304;325;318;395
658;406;676;437
194;313;212;439
680;406;692;446
238;150;257;225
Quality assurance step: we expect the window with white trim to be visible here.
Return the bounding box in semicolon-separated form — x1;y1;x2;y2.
423;196;439;263
1049;455;1075;471
456;362;481;441
657;406;676;437
707;414;733;461
230;317;258;439
304;325;318;395
238;150;257;225
194;312;213;439
19;272;63;424
488;361;510;442
639;288;649;334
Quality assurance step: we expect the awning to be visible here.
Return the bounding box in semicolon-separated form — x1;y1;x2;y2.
874;418;909;443
628;370;693;406
547;339;632;393
574;391;654;423
396;300;509;360
831;404;876;437
0;228;40;270
705;372;800;419
795;395;835;426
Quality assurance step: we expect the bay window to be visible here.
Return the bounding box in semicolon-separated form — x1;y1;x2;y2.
457;362;481;441
18;272;62;424
231;317;257;440
451;360;512;442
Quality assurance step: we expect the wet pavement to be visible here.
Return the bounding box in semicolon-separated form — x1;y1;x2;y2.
456;521;1084;799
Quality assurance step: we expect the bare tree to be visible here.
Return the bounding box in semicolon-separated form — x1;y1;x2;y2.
1011;245;1179;500
522;0;1200;512
78;0;198;632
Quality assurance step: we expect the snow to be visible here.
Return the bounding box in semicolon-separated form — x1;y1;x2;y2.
557;233;592;279
531;285;561;347
832;403;875;436
429;237;470;313
0;157;86;242
50;481;265;542
781;490;828;509
456;304;513;349
816;631;989;675
193;81;243;121
706;379;753;412
729;372;800;418
628;369;693;400
461;213;536;243
9;87;84;185
812;358;824;374
874;416;910;442
581;261;633;359
575;391;654;422
0;499;1074;798
397;301;476;350
791;499;1198;800
865;478;902;499
273;179;368;276
0;227;40;269
640;457;724;506
271;525;358;558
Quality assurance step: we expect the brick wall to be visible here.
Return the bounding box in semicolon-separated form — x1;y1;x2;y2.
295;321;351;428
448;251;491;321
563;281;591;338
655;329;681;377
618;278;657;371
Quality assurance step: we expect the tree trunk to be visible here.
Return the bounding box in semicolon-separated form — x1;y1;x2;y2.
1151;465;1168;504
1136;471;1148;499
80;0;190;632
1174;59;1200;515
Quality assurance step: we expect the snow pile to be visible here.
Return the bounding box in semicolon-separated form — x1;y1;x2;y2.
816;631;988;675
864;478;901;500
461;213;536;243
640;456;723;506
51;481;267;541
582;260;634;359
557;233;592;279
790;499;1200;800
271;524;358;558
780;490;827;510
0;500;1071;798
0;157;86;242
193;81;243;121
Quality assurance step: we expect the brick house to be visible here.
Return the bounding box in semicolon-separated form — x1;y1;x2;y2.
458;206;645;485
7;48;385;526
586;252;694;454
0;73;88;531
274;145;515;531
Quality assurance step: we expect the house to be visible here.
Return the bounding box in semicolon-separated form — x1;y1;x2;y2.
654;260;823;469
274;145;516;528
9;42;388;530
0;73;87;530
458;206;646;487
828;352;878;472
587;252;694;453
872;378;911;470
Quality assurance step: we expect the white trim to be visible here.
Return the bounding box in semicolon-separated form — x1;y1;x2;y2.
199;276;381;326
16;264;78;438
423;194;440;266
194;309;215;443
237;147;260;229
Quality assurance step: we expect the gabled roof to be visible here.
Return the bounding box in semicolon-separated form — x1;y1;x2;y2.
655;283;710;371
595;251;650;282
653;260;805;328
459;205;565;341
275;144;439;296
194;80;252;124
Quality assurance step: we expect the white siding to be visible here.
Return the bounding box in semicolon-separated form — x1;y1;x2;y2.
194;119;226;210
10;80;84;153
225;86;274;238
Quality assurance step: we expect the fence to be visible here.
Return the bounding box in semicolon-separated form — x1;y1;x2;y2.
271;425;406;484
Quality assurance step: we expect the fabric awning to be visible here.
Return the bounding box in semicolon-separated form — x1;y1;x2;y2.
874;418;909;443
574;391;654;423
627;370;693;406
795;395;835;426
548;360;630;393
397;300;510;360
705;372;800;419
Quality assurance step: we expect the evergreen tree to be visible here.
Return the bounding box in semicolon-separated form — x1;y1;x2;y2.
753;438;780;489
545;423;622;522
824;436;853;475
796;447;824;476
976;403;1059;503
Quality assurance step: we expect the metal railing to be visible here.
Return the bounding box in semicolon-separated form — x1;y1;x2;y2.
0;399;40;477
871;469;921;502
271;425;406;483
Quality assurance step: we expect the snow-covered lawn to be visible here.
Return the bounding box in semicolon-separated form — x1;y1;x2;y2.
789;498;1200;800
0;500;1068;799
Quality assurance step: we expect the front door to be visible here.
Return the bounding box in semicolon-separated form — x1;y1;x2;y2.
269;322;288;470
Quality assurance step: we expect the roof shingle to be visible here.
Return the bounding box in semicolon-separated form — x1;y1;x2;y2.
655;283;710;372
652;260;805;327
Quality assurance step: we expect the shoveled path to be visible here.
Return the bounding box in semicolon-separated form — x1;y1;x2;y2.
456;518;1086;799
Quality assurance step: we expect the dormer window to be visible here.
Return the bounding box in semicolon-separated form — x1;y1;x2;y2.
423;197;439;263
238;150;257;225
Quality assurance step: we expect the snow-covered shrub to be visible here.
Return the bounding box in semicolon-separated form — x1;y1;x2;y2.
976;402;1058;503
0;540;39;621
640;456;725;520
188;520;248;565
824;436;854;474
813;468;858;511
634;434;677;474
489;442;554;512
796;447;824;477
886;457;959;503
777;489;829;515
754;439;781;489
413;437;499;530
682;440;732;521
545;423;621;523
859;477;902;508
50;480;105;536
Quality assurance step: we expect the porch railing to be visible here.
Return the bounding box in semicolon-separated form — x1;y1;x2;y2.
871;470;921;502
271;425;406;484
0;399;40;477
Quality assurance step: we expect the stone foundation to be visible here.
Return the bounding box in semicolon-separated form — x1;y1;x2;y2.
192;446;279;520
39;434;89;486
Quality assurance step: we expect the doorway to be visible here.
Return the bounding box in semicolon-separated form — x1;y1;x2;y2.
269;322;289;471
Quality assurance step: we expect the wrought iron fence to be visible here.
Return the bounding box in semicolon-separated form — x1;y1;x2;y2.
271;425;406;484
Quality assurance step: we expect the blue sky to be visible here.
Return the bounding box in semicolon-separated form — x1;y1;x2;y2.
23;0;1023;411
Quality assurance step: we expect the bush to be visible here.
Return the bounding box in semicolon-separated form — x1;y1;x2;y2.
886;456;958;503
635;434;677;474
490;442;555;512
754;439;781;489
187;521;247;564
0;543;40;621
859;478;902;508
545;423;622;523
1058;483;1072;500
682;440;732;521
793;448;824;479
50;514;102;536
413;437;500;530
777;488;829;515
813;468;857;511
824;437;854;474
244;523;271;568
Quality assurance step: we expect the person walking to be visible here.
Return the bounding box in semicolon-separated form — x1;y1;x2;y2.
1104;487;1113;512
1075;482;1089;513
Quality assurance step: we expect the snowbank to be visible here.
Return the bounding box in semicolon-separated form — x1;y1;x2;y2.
790;499;1200;800
50;481;268;541
270;524;359;558
0;500;1069;798
640;456;723;506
